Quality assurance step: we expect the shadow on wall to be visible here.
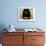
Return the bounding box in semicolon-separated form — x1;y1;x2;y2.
0;24;7;43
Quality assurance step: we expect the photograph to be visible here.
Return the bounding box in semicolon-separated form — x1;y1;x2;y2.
18;7;35;21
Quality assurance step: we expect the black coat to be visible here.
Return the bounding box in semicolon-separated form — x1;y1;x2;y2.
22;9;30;19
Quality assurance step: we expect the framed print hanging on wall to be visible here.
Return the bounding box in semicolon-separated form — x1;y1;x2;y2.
18;7;35;21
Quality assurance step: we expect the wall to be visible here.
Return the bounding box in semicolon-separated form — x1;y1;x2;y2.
0;0;46;29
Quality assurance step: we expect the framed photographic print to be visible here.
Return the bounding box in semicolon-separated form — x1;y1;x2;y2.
18;7;35;21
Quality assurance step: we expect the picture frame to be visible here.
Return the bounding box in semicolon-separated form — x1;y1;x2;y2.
18;7;35;21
